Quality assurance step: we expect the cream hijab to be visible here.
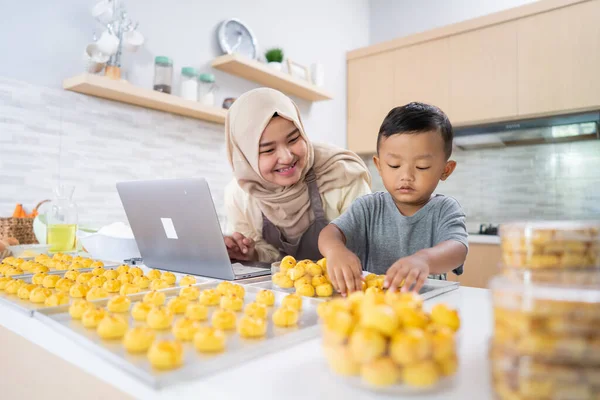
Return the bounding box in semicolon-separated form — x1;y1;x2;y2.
225;88;371;238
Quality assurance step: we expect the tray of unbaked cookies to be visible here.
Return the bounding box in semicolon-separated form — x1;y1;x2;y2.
34;280;322;388
0;264;212;317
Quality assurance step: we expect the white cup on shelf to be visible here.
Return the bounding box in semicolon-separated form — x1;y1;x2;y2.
83;43;110;73
96;30;120;55
122;30;144;52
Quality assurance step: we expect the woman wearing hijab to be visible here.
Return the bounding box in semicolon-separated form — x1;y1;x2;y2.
223;88;371;263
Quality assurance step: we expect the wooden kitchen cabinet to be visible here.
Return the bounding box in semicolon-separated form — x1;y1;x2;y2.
448;22;518;124
447;243;501;288
517;0;600;116
393;39;451;113
347;52;395;154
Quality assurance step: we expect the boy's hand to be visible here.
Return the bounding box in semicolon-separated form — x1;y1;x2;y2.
326;246;363;296
224;232;256;261
384;253;430;293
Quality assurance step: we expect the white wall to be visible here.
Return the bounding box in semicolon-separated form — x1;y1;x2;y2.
369;0;538;44
0;0;370;147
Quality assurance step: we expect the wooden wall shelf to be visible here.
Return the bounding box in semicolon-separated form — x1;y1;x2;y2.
211;54;333;102
63;74;227;124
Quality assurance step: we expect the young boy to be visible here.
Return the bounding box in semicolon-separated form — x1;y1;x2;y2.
318;102;468;295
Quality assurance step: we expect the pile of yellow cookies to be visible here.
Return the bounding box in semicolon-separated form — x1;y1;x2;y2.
318;290;460;389
67;281;302;370
272;256;335;297
0;261;196;307
0;253;105;278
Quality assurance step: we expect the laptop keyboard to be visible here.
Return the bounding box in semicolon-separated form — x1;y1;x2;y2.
232;263;267;275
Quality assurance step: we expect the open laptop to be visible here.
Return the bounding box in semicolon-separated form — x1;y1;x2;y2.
116;178;271;280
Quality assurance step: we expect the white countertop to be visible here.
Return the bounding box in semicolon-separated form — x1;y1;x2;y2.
0;286;494;400
468;234;500;245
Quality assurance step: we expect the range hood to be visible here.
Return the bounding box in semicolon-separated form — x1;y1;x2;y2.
453;111;600;150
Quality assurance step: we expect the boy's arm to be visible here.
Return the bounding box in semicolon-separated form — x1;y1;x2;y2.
319;224;363;295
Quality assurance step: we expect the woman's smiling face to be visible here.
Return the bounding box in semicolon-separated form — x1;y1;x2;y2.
258;116;307;186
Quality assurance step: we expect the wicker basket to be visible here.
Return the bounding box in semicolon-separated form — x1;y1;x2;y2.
0;200;50;245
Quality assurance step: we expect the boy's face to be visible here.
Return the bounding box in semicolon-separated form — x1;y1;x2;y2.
373;130;456;211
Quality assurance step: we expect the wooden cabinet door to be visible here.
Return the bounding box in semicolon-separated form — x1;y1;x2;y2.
347;52;395;154
517;0;600;116
448;22;518;125
393;38;451;114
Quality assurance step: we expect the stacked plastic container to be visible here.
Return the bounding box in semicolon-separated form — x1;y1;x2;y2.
490;221;600;400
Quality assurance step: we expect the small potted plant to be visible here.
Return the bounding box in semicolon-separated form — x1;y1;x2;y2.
265;48;284;71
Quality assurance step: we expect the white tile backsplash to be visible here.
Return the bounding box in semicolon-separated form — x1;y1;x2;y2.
364;140;600;224
0;77;233;230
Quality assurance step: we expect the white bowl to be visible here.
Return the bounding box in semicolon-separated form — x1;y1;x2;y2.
8;244;51;258
78;232;140;263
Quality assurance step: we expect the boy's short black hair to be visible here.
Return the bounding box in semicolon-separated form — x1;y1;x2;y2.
377;102;454;159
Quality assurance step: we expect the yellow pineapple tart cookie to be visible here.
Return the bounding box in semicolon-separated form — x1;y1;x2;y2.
116;264;129;275
349;329;387;363
132;275;151;289
185;303;209;321
146;269;161;280
5;266;24;277
316;283;334;297
282;293;303;311
102;279;121;293
120;283;140;296
76;272;94;285
306;262;323;277
211;309;237;330
118;272;134;284
69;299;94;319
220;293;243;312
277;275;294;289
17;283;39;300
69;283;89;298
256;289;275;306
6;279;26;294
323;344;360;376
402;360;440;387
167;296;190;314
179;285;200;301
143;290;166;306
244;302;268;319
70;262;85;270
30;264;49;274
293;276;311;290
172;318;201;341
238;316;267;338
149;279;169;291
45;292;70;306
287;265;306;281
0;276;11;290
82;307;107;328
279;255;296;271
272;307;299;327
90;260;104;269
97;313;129;340
103;269;119;280
148;340;183;370
131;301;153;321
29;287;52;303
161;271;176;285
296;283;316;297
32;272;47;285
123;327;155;353
88;276;107;288
271;272;285;285
128;267;143;277
361;357;400;387
179;275;197;286
360;304;399;337
199;289;221;306
86;287;110;301
64;269;80;281
390;329;432;365
194;326;226;353
91;266;105;276
430;304;461;332
312;275;329;287
146;306;174;330
107;295;131;313
42;274;61;289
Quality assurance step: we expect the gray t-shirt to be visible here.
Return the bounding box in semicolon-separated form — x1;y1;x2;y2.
331;192;468;277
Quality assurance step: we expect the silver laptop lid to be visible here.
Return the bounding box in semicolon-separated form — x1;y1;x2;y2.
116;178;235;280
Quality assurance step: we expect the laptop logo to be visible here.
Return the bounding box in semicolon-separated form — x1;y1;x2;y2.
160;218;178;239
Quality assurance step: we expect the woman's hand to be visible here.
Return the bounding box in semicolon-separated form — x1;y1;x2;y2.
224;232;257;261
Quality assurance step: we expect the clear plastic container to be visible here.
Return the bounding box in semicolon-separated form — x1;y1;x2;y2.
500;221;600;269
180;67;198;101
490;276;600;366
198;73;217;106
502;266;600;285
153;56;173;94
490;345;600;400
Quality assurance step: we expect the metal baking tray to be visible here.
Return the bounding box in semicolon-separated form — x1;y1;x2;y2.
34;281;322;388
10;261;120;280
0;270;212;317
247;278;460;301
